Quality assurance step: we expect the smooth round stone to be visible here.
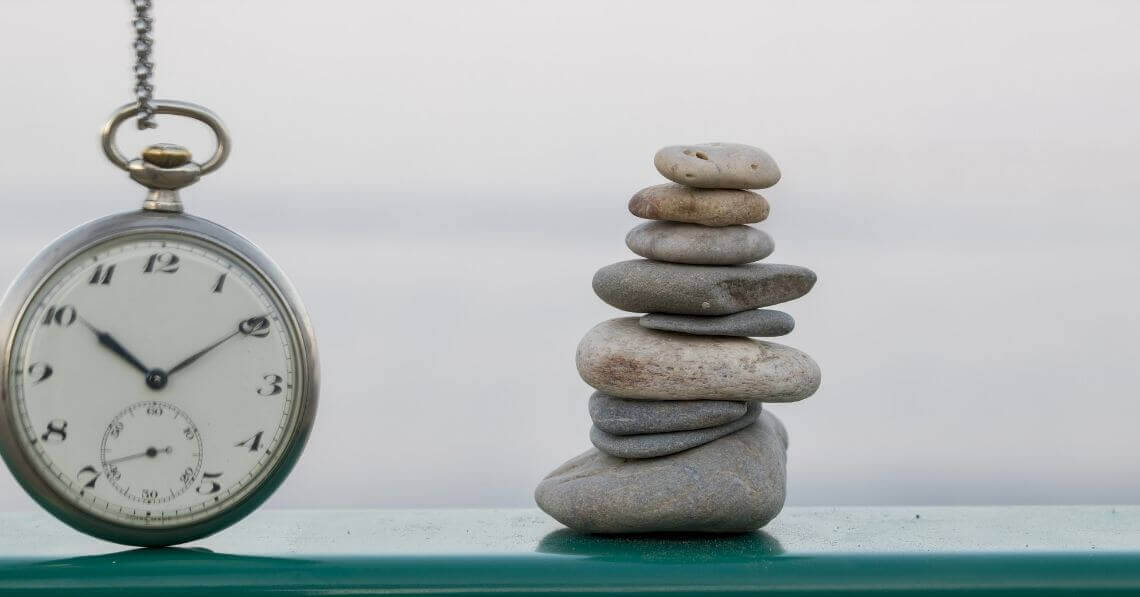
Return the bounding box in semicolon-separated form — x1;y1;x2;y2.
576;318;821;402
628;184;769;227
593;259;816;316
640;309;795;338
589;392;748;435
625;221;774;265
535;410;787;533
590;401;762;459
654;143;781;189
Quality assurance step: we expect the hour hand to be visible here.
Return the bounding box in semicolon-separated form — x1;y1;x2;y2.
77;316;150;375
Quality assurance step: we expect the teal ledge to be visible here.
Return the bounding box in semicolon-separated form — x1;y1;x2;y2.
1;506;1139;595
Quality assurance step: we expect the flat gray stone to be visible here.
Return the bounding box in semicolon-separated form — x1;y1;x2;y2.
640;309;795;338
590;402;762;459
576;318;821;402
628;184;769;227
625;221;774;265
654;143;781;189
589;392;748;435
535;410;788;533
593;259;816;316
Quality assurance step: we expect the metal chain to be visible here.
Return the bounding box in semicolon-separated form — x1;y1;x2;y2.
131;0;157;129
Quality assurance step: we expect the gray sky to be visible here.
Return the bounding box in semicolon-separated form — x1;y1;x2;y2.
1;0;1139;511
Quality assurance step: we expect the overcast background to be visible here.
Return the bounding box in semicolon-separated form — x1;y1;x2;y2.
0;0;1138;512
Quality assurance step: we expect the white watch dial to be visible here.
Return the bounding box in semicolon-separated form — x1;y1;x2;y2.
6;234;303;527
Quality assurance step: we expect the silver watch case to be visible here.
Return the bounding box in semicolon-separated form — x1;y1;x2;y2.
0;209;319;546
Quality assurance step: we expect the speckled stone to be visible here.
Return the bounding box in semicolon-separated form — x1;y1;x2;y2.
654;143;781;189
590;402;762;459
628;184;769;227
640;309;795;338
535;410;788;533
593;260;816;316
589;392;749;435
625;221;774;265
576;318;821;402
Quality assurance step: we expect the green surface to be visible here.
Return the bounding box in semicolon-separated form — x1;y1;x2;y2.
0;507;1138;595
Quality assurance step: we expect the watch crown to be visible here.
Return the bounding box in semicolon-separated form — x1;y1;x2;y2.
142;144;193;169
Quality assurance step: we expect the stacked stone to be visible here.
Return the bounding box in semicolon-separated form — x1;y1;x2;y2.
535;143;820;534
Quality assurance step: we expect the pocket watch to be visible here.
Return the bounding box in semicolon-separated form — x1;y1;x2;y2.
0;100;319;546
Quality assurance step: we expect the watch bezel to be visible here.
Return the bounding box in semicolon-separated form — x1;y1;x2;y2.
0;210;319;546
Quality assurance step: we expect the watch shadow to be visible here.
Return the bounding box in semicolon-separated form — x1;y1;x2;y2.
536;528;785;563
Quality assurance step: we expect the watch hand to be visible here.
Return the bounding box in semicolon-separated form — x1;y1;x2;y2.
167;315;269;377
105;446;172;466
77;316;150;375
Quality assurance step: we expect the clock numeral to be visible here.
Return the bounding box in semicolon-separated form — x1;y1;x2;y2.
41;420;67;444
183;426;197;440
196;471;223;495
213;273;227;293
257;374;284;397
140;489;159;501
42;305;77;327
145;404;164;417
88;264;116;286
106;466;122;482
77;465;100;492
236;431;264;452
239;316;271;338
107;421;124;439
27;362;53;384
180;467;196;485
143;252;180;274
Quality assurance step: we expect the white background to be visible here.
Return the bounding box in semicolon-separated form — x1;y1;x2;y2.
0;0;1138;511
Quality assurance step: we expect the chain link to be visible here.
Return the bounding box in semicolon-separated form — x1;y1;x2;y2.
131;0;157;129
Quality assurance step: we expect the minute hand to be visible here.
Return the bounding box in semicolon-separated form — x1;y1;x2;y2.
167;316;268;377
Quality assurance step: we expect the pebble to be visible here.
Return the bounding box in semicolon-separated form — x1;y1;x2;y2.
535;410;788;533
654;143;781;189
590;402;762;459
576;318;821;401
628;184;769;227
589;392;748;435
625;221;774;265
593;259;816;316
640;309;794;338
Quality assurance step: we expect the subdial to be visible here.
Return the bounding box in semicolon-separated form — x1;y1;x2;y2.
100;401;204;504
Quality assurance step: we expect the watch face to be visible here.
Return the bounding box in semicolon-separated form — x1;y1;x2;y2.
4;232;307;530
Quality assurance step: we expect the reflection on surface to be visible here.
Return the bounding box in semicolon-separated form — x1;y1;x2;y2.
38;545;298;567
8;546;316;592
536;528;784;562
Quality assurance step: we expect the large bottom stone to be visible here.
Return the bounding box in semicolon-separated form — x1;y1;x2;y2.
535;411;788;533
590;401;762;458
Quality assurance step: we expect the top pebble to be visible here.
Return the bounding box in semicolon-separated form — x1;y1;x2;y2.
654;143;781;189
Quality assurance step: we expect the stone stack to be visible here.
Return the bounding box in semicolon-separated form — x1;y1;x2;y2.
535;143;820;534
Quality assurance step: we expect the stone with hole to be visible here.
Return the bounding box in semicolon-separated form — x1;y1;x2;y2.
654;143;781;189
